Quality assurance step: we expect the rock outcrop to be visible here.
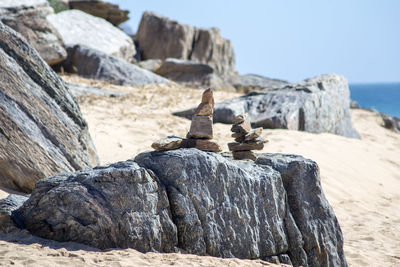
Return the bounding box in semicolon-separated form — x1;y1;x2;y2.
0;22;99;193
135;12;235;76
0;0;67;65
227;74;289;92
381;113;400;133
175;74;360;138
13;148;347;266
154;58;235;91
68;0;129;26
256;154;347;267
14;160;178;251
64;45;169;86
47;9;135;61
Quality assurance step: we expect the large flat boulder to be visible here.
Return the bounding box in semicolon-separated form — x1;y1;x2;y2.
0;0;67;65
175;74;360;138
0;22;99;193
136;12;235;75
64;45;169;86
47;9;135;61
68;0;129;26
154;58;235;91
14;148;347;266
14;160;177;251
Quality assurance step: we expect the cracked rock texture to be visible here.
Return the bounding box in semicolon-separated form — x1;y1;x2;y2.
0;0;67;65
14;149;347;266
0;22;99;193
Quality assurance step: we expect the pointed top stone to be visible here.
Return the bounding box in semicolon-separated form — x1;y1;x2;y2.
194;88;214;116
201;88;214;105
234;113;248;124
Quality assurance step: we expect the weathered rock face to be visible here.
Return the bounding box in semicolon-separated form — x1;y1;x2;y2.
47;9;135;61
0;0;67;65
228;74;289;92
64;45;169;86
0;194;28;234
12;147;347;266
381;113;400;133
256;154;347;267
0;22;99;193
15;160;178;251
175;74;360;138
68;0;129;26
154;58;235;91
136;12;235;76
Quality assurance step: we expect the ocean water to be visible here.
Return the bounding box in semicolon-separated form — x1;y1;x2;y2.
349;83;400;117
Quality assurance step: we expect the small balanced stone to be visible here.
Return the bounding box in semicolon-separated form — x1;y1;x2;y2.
231;120;251;134
228;141;264;151
151;136;183;151
234;113;248;124
182;139;222;152
244;127;263;142
188;115;213;139
232;151;257;161
194;88;214;116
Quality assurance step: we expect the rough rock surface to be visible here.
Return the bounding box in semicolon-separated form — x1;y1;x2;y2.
0;194;28;233
64;45;169;86
0;22;99;192
257;154;347;267
47;10;135;61
0;0;67;65
154;58;235;91
15;160;178;251
136;12;235;75
68;0;129;26
14;149;347;266
175;74;360;138
227;74;289;92
381;113;400;133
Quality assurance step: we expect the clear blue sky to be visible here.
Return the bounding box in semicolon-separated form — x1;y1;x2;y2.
109;0;399;84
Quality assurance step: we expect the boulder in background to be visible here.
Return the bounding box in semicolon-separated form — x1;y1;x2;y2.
0;0;67;65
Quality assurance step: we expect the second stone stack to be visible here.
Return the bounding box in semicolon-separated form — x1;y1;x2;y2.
228;113;268;160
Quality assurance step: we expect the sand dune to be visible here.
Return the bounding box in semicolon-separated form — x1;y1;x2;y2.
1;76;399;266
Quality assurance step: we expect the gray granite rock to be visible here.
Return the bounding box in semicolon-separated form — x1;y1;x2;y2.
135;149;307;263
0;194;28;233
227;74;289;92
47;9;135;61
15;160;178;251
0;0;67;65
257;154;348;267
136;12;235;76
64;45;169;86
175;74;360;138
381;113;400;133
0;22;99;193
12;149;347;266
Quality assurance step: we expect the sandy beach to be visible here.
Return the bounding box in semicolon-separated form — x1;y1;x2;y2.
1;76;399;266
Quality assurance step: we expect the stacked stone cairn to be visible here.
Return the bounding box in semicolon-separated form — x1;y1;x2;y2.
228;113;268;160
151;88;222;152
